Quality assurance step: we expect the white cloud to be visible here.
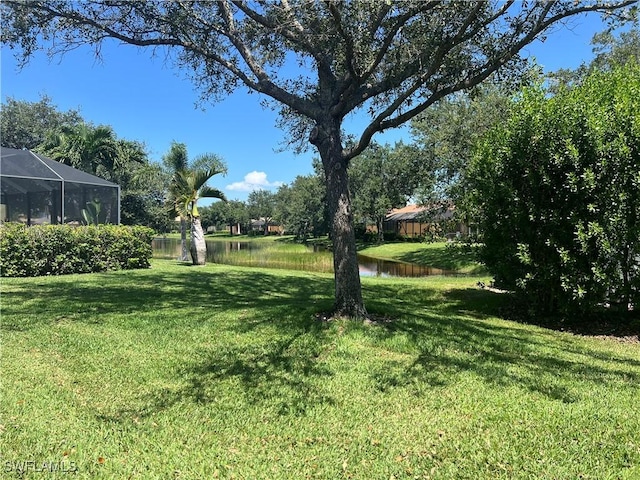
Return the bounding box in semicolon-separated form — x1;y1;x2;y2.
226;171;283;192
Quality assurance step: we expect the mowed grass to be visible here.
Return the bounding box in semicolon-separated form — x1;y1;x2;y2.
1;260;639;479
359;241;487;274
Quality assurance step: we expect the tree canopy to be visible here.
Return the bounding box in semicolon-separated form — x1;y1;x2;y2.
0;95;82;150
274;173;328;242
247;190;277;235
409;82;515;208
3;0;636;317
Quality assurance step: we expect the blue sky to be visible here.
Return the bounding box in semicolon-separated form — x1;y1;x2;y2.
1;12;613;202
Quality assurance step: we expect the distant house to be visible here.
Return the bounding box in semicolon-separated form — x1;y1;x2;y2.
383;204;475;239
229;223;244;235
250;218;284;235
0;147;120;225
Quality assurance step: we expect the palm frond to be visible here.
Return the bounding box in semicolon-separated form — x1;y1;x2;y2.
171;170;192;193
167;161;227;219
188;168;221;192
167;171;193;219
199;186;227;201
163;142;189;172
169;193;192;219
191;153;228;176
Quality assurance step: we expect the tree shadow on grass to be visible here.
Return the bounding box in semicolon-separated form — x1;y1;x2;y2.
447;284;640;339
363;284;640;404
0;265;335;331
97;320;337;425
1;264;339;420
181;324;336;414
4;266;638;417
3;267;343;420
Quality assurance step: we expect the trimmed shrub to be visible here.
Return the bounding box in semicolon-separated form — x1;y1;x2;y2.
0;223;154;277
467;64;640;315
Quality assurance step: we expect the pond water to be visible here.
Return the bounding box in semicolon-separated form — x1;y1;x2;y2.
152;237;456;278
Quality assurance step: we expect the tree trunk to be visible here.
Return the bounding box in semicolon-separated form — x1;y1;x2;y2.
190;217;207;265
180;217;188;261
377;216;385;244
621;244;631;311
313;121;366;318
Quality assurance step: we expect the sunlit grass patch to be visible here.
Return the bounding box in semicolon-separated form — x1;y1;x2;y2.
359;241;487;274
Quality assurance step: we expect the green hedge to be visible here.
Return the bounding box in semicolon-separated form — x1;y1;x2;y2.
468;64;639;315
0;223;155;277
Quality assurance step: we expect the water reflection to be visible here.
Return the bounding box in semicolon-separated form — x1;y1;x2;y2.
357;254;455;277
152;238;457;278
152;237;255;262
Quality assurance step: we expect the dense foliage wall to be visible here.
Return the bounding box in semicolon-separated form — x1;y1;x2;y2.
467;64;639;315
0;223;154;277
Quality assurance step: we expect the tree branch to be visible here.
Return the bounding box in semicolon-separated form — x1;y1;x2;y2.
345;0;637;161
360;2;439;85
231;0;326;68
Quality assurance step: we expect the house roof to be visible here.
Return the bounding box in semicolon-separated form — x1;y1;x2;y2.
250;217;279;227
0;147;118;187
386;204;428;221
386;204;455;221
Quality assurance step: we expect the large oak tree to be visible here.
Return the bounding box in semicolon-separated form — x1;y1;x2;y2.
3;0;635;317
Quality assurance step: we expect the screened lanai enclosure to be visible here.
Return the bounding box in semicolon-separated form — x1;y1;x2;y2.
0;147;120;225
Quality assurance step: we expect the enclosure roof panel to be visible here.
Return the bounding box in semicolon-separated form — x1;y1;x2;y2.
0;147;118;187
0;147;60;180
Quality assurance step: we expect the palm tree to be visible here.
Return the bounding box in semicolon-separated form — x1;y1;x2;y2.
163;142;190;261
40;123;118;176
168;163;226;265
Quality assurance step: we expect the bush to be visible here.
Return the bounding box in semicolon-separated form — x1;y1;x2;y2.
0;223;154;277
467;64;640;315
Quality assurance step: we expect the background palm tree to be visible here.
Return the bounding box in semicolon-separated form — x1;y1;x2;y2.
40;123;118;175
167;154;227;265
40;123;150;225
163;142;190;261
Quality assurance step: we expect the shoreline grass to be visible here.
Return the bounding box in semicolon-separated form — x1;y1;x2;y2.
2;260;639;479
359;241;487;274
174;234;486;274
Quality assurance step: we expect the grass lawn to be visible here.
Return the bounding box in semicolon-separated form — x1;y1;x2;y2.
359;241;487;274
2;260;639;479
